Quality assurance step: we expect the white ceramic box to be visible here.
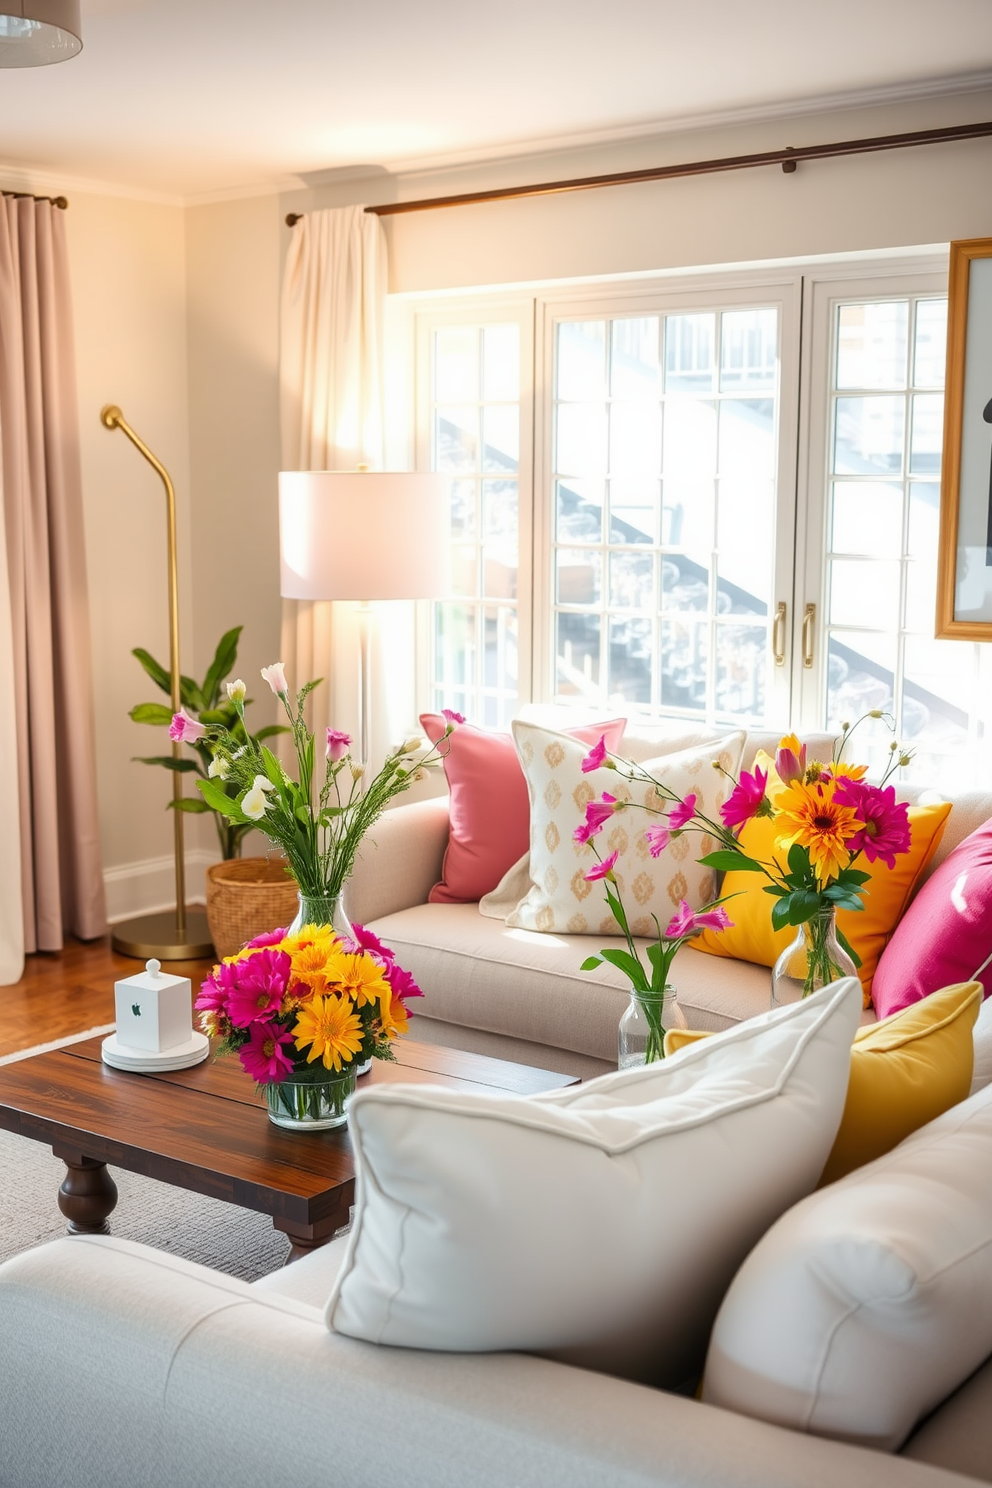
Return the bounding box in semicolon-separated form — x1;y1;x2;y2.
114;959;192;1053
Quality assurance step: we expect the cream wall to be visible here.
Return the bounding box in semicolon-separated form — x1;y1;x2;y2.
68;188;195;914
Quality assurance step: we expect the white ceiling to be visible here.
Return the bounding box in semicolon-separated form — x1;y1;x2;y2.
0;0;990;200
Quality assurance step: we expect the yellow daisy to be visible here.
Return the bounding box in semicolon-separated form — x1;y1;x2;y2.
292;994;364;1072
329;951;392;1009
379;990;410;1040
773;778;863;885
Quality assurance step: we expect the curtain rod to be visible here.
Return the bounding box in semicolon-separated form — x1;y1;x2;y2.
284;118;992;226
2;191;68;209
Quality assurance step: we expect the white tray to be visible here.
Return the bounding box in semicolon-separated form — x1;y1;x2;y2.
101;1030;210;1073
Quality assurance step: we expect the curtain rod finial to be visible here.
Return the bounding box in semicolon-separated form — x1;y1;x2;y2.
286;212;302;227
100;404;122;429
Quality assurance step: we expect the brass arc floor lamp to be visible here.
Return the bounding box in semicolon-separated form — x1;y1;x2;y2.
101;405;213;960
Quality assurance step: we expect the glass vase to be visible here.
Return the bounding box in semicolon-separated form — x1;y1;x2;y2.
618;986;687;1069
771;906;857;1007
264;1068;357;1130
288;892;354;941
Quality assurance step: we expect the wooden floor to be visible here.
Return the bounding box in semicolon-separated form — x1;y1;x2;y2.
0;938;216;1059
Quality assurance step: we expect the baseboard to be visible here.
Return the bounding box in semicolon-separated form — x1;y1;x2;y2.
103;848;214;924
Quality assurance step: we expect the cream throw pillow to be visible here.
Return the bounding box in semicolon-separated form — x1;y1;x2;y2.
504;721;745;935
704;1081;992;1452
328;979;863;1390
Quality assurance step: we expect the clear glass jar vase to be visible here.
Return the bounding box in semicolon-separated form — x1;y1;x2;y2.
264;1067;357;1130
288;892;354;941
618;986;687;1068
771;906;857;1008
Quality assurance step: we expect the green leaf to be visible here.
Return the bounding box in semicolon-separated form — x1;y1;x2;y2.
698;850;765;873
131;647;171;696
838;868;871;887
197;708;230;726
580;956;603;972
202;626;242;706
197;778;249;821
129;702;174;726
131;755;200;773
835;925;863;969
771;897;794;932
598;948;650;990
787;843;812;880
255;724;291;741
762;883;789;897
788;889;824;924
259;745;285;792
179;675;206;713
167;797;211;813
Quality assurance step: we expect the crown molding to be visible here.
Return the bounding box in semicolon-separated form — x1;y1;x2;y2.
0;159;183;207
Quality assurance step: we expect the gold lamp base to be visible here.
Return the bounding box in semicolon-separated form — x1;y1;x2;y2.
111;909;214;962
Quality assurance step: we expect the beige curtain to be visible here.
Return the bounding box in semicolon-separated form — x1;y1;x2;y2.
0;197;106;958
279;205;388;757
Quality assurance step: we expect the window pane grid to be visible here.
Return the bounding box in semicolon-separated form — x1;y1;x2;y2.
430;325;520;727
552;308;779;725
824;295;990;787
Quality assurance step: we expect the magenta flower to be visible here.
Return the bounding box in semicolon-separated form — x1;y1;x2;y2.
580;735;608;774
664;900;734;940
169;708;206;744
194;969;227;1014
382;960;424;1001
644;822;671;857
720;766;768;834
244;927;288;950
669;793;697;830
775;740;807;786
573;793;618;845
442;708;465;725
833;779;911;869
325;728;351;762
223;948;292;1027
584;850;619;882
238;1021;295;1083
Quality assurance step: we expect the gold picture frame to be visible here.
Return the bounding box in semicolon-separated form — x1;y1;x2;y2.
936;237;992;639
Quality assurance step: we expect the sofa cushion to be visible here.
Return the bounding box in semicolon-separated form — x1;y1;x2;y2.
667;980;981;1185
901;1355;992;1482
503;721;745;935
703;1082;992;1453
872;816;992;1019
369;901;778;1061
328;979;862;1390
420;715;626;905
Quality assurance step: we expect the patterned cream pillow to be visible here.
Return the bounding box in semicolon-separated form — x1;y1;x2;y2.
506;721;746;936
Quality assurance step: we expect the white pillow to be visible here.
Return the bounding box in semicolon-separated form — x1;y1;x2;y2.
703;1082;992;1451
504;720;745;936
328;979;862;1390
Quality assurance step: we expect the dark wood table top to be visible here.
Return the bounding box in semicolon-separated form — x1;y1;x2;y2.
0;1036;578;1233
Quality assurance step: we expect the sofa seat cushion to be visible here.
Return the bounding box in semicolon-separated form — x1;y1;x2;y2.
901;1355;992;1483
329;981;862;1391
703;1082;992;1453
252;1233;351;1310
368;902;778;1061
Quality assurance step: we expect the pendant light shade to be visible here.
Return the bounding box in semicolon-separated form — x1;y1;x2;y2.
0;0;81;66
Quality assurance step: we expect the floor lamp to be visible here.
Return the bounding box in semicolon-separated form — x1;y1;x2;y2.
278;471;449;768
101;405;213;961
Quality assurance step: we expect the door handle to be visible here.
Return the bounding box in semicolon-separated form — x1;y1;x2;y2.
802;603;816;669
773;602;786;667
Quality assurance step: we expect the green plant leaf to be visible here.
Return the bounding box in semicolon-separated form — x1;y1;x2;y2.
771;897;794;931
835;924;863;968
167;797;211;813
202;625;242;706
698;850;765;873
598;948;650;990
580;955;603;972
255;724;291;741
198;708;229;726
260;745;285;792
787;843;812;880
131;647;171;696
129;702;174;726
131;755;200;772
197;778;249;821
179;675;206;713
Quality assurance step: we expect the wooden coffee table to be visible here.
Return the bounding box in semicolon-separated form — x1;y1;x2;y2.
0;1037;578;1261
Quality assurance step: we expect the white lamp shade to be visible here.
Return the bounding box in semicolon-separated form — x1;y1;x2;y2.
0;0;81;65
279;471;450;602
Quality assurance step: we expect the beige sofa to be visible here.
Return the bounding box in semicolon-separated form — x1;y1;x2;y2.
346;727;992;1080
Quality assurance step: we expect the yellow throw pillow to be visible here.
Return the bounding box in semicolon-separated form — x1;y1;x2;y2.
689;751;951;1005
664;980;981;1186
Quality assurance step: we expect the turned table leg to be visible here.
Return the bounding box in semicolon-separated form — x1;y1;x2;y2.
53;1149;118;1235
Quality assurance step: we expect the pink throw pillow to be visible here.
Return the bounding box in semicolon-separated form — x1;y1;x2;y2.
420;715;626;904
872;817;992;1019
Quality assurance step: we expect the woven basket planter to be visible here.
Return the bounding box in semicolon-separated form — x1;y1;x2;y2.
205;857;298;960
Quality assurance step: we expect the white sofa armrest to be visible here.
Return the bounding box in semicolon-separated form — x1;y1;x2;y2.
343;795;449;925
0;1235;977;1488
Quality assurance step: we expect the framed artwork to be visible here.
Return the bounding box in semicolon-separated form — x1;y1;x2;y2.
936;238;992;639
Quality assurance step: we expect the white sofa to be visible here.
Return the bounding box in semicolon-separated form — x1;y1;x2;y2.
0;1085;990;1488
345;726;992;1079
